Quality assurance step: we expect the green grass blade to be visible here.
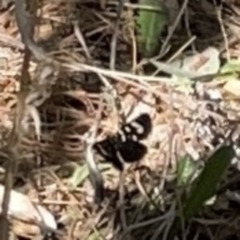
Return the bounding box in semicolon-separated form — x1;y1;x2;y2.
136;0;169;57
167;145;235;240
182;146;234;220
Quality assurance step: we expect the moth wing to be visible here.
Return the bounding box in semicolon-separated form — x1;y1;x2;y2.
116;140;147;163
122;113;152;141
93;137;124;171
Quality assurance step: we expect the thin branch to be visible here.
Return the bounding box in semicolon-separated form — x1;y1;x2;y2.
0;46;32;240
85;102;104;203
160;0;189;56
14;0;46;61
110;0;124;70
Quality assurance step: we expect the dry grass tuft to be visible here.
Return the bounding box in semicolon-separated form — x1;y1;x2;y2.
1;0;240;239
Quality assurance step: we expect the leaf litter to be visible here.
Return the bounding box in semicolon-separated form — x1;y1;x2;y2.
1;0;240;240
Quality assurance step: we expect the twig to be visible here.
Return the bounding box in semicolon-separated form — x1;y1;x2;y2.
0;47;32;240
73;22;125;122
184;7;196;53
0;151;16;240
130;22;137;74
62;57;105;202
62;62;172;84
216;2;230;61
119;171;127;232
159;0;189;56
85;102;104;203
73;21;92;61
14;0;46;61
110;0;124;70
152;36;196;77
120;204;175;240
0;1;45;237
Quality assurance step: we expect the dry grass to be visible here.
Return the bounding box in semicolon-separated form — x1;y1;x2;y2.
1;0;240;239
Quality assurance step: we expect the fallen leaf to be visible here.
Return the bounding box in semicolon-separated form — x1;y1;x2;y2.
223;78;240;97
0;185;57;231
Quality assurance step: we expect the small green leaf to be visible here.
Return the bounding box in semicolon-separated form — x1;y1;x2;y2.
167;146;235;240
221;59;240;74
68;164;89;188
177;155;198;187
68;162;111;189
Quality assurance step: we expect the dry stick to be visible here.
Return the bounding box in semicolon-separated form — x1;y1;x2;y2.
74;23;108;202
77;21;127;226
14;0;46;61
159;0;189;56
74;23;128;209
63;62;171;84
110;0;124;70
73;21;92;60
62;62;173;106
14;0;44;184
74;22;114;89
119;170;127;233
184;7;196;53
0;48;31;240
152;36;196;77
0;153;15;240
148;86;177;240
0;1;47;238
166;36;196;64
85;101;105;203
120;203;175;240
130;22;137;74
216;2;230;61
74;22;125;121
75;17;126;225
0;32;24;50
80;201;111;240
108;1;164;11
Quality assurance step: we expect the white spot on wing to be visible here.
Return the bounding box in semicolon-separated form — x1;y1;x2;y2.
129;122;144;134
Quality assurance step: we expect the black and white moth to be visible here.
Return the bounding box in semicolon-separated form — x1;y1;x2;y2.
93;113;152;171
